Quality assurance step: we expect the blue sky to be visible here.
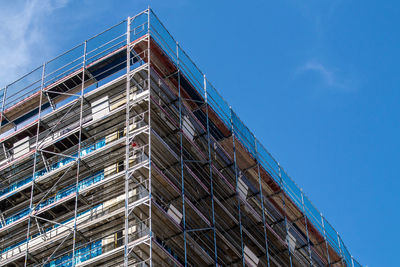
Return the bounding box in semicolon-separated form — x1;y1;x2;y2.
1;0;399;265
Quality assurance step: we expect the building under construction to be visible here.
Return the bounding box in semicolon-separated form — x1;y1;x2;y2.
0;9;362;267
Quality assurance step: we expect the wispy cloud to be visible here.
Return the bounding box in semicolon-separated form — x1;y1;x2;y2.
0;0;70;88
288;1;360;93
297;60;358;92
301;61;335;86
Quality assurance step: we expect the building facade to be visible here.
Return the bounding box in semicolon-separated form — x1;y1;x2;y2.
0;9;361;267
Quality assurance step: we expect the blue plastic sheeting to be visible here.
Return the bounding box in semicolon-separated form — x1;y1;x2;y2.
340;237;352;267
206;81;231;130
130;11;149;42
0;171;104;230
0;139;106;229
281;171;302;209
0;138;106;199
0;176;33;198
149;11;177;64
44;240;102;267
255;139;280;183
149;10;204;98
2;208;30;226
303;194;324;234
323;218;341;256
74;240;102;265
1;202;102;255
36;171;104;211
232;111;256;158
177;46;204;97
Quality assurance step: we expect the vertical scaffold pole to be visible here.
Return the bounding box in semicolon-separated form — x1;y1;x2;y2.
72;39;87;266
300;189;313;266
230;108;245;267
203;75;218;265
24;63;46;267
337;232;345;267
278;164;293;267
176;41;187;266
0;85;7;133
1;86;6;113
254;137;270;267
320;213;331;267
147;8;153;266
124;16;131;267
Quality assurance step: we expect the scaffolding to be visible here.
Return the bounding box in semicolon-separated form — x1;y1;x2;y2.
0;8;362;267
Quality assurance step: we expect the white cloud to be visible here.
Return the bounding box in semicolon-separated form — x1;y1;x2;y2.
301;61;335;86
0;0;70;88
297;60;357;92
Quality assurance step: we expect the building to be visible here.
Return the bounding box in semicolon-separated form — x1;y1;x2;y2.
0;8;361;267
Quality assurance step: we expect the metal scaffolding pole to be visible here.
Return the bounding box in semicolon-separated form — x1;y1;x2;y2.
230;107;245;267
0;86;7;134
24;63;46;267
254;137;271;267
72;39;87;266
124;16;131;267
337;232;345;267
320;213;331;266
147;8;153;267
204;75;219;265
278;164;293;267
300;189;314;267
176;40;188;267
